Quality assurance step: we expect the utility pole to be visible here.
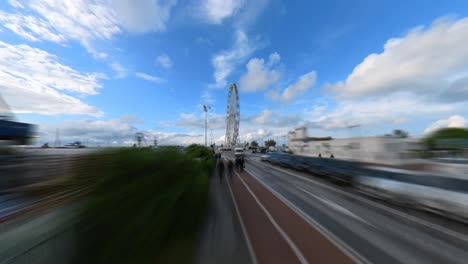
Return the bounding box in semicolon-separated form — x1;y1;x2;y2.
210;129;214;146
203;105;211;147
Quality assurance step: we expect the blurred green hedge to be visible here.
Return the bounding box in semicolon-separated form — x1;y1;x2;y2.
74;146;214;264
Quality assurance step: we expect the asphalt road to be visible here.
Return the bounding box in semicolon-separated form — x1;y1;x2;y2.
227;152;468;264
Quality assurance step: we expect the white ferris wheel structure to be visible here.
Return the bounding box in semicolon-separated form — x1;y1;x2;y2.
225;83;240;147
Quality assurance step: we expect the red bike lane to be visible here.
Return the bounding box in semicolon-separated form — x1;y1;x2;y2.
227;166;355;264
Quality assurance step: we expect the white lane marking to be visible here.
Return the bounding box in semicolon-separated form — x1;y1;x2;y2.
296;186;379;229
235;171;309;264
246;168;371;264
225;163;258;264
248;159;468;243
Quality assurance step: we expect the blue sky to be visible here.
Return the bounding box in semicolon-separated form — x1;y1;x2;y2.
1;0;467;146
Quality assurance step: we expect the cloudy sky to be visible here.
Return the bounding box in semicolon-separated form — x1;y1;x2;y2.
0;0;467;146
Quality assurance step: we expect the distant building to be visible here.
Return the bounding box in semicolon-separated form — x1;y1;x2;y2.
288;127;422;165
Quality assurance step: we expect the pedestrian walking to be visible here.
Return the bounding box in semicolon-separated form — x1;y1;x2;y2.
235;157;241;172
227;160;234;180
217;159;224;183
239;157;245;172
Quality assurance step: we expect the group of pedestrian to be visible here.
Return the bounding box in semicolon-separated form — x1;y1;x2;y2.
235;156;245;172
216;152;245;183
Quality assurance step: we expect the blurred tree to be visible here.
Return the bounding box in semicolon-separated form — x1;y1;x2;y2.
265;139;276;148
251;140;259;147
393;129;409;138
425;127;468;150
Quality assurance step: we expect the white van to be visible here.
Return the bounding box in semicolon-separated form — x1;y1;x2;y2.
234;148;244;157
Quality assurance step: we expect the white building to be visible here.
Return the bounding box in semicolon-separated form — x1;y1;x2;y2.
288;127;422;165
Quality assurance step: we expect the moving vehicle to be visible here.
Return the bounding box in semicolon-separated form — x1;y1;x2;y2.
234;147;244;158
0;120;35;145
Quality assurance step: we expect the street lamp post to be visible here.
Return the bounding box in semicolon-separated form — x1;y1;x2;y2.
203;105;211;147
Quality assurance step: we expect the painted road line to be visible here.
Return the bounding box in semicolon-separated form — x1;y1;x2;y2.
224;162;258;264
246;168;369;264
235;171;308;264
296;185;379;229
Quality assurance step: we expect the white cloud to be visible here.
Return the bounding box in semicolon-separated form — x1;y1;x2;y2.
268;52;280;64
306;105;327;118
7;0;24;9
168;112;226;130
305;16;468;136
110;62;127;78
212;30;259;88
268;71;317;102
424;115;467;135
249;109;301;127
1;0;177;57
233;0;269;30
135;72;165;83
252;109;273;124
239;52;281;92
0;94;13;117
200;0;245;24
328;17;468;102
111;0;177;33
304;93;462;131
38;115;205;146
160;108;299;146
51;116;141;142
0;11;67;43
201;89;215;104
0;41;105;116
168;108;300;132
156;54;173;69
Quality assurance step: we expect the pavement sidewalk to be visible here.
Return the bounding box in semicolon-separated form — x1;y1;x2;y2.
196;161;253;264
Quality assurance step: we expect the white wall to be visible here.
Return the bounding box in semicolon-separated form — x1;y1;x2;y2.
289;136;420;165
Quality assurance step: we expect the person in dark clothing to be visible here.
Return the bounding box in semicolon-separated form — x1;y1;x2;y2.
227;160;234;179
318;153;322;158
217;159;224;182
239;157;245;172
235;157;241;172
330;154;334;158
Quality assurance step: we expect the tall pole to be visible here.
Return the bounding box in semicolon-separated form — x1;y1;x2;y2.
210;129;214;146
205;110;207;147
203;105;210;147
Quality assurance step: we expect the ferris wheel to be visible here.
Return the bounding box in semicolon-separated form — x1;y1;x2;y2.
225;83;240;146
